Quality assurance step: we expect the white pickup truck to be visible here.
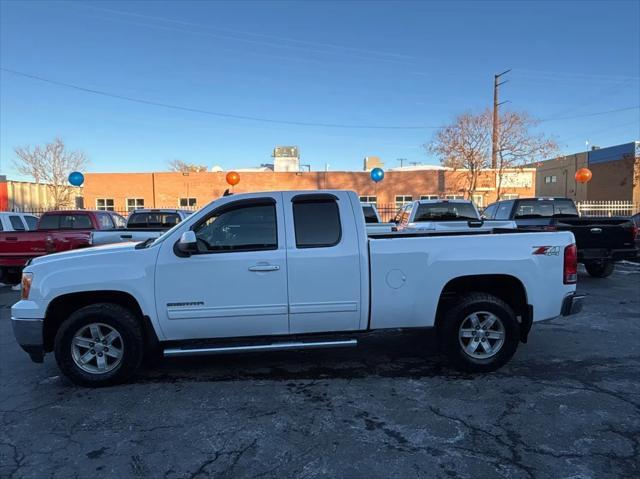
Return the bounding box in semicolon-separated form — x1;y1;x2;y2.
395;199;516;233
90;209;192;246
12;190;584;387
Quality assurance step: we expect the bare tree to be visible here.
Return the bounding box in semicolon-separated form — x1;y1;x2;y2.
14;138;88;208
168;159;208;173
428;109;557;199
496;112;558;198
427;111;491;198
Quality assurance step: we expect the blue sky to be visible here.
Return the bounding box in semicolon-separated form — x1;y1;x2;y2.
1;0;639;179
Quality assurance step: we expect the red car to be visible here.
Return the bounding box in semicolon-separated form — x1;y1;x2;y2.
0;210;126;284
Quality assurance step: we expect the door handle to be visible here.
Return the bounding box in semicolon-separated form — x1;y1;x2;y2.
248;264;280;272
121;234;133;239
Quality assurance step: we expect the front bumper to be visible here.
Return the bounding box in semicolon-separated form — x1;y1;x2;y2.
561;293;586;316
11;317;44;363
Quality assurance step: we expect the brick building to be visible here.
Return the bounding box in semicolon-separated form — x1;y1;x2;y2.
532;141;640;203
82;168;536;214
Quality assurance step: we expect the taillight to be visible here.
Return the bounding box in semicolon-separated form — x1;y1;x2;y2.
563;244;577;284
632;225;638;241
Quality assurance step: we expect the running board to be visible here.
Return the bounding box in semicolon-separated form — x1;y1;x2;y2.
163;339;358;358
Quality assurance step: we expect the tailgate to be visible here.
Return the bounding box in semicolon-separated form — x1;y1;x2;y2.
559;217;635;251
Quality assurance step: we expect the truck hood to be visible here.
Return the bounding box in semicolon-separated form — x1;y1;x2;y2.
28;242;138;267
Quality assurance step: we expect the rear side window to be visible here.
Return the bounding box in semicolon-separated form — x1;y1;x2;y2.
9;216;25;230
60;214;92;229
96;213;115;229
38;215;60;229
24;216;38;230
293;198;341;248
362;205;378;224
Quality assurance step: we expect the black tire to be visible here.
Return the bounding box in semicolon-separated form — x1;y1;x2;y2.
54;303;144;387
439;293;520;373
584;261;615;278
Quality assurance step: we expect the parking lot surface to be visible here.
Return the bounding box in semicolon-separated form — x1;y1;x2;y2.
1;264;639;479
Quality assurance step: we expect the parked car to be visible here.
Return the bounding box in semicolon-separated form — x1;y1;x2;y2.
483;197;638;277
90;209;192;246
0;212;39;232
394;199;516;233
12;190;583;387
0;210;126;284
361;203;396;234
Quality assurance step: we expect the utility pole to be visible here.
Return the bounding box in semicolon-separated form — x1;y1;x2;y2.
397;158;407;168
491;69;511;169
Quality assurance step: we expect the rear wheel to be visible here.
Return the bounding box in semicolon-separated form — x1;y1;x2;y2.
440;293;520;373
584;261;615;278
54;303;144;387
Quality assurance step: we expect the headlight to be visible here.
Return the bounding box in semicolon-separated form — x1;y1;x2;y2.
21;273;33;300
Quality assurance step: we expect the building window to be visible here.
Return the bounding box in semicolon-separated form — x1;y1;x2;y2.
501;193;519;200
180;197;197;208
96;198;115;211
127;198;145;213
544;175;557;184
395;195;413;207
445;195;465;200
359;196;377;204
420;195;439;200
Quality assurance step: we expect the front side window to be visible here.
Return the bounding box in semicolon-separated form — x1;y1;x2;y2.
112;214;127;228
362;205;378;224
9;215;26;230
293;198;341;248
96;198;115;211
38;215;60;229
24;216;38;230
96;213;115;229
483;204;497;219
495;201;515;220
60;214;93;229
127;198;145;213
194;202;277;253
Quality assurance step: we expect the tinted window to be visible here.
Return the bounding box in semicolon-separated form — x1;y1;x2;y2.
362;205;378;224
9;216;26;230
414;202;479;221
128;212;181;228
24;216;38;230
96;213;115;229
194;202;277;253
38;214;60;229
60;214;92;229
495;201;515;220
293;199;341;248
482;204;497;219
112;214;127;228
514;199;579;218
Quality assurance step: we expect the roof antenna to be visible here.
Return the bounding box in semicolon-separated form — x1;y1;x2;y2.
223;189;233;196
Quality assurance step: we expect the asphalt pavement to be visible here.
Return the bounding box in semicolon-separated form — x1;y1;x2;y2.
1;264;639;479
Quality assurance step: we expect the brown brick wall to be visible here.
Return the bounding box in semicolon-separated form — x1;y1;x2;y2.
83;169;536;211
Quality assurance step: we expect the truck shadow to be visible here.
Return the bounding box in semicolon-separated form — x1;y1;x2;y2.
135;330;468;384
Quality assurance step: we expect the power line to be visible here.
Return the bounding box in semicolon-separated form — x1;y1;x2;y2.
538;106;640;122
0;68;442;130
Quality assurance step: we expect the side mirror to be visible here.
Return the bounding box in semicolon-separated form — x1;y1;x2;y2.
175;231;198;256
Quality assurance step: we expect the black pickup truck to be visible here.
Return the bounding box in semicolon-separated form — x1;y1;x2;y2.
483;197;638;278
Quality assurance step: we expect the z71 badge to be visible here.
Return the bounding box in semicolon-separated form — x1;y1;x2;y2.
532;246;560;256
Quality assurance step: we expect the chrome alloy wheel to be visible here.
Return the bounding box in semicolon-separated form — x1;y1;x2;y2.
71;323;123;374
458;311;505;360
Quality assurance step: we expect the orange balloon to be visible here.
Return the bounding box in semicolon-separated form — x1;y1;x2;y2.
226;171;240;186
575;167;592;184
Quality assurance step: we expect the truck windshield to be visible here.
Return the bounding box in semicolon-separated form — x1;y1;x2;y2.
128;212;181;228
414;202;479;221
514;200;579;218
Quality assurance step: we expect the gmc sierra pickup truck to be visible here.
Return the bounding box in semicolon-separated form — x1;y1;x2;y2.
0;210;126;284
484;197;638;277
12;190;583;387
90;209;192;246
395;199;516;233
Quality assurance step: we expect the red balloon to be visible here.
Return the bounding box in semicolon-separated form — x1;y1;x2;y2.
575;168;592;184
226;171;240;186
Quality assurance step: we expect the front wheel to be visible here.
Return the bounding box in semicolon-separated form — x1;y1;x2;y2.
584;261;615;278
54;303;144;387
440;293;520;373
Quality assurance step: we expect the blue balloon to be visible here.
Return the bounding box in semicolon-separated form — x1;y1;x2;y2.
68;171;84;186
370;167;384;183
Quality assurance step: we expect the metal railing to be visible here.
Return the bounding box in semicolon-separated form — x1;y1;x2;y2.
575;201;639;217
